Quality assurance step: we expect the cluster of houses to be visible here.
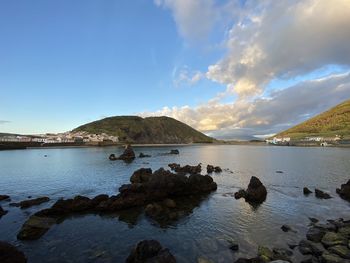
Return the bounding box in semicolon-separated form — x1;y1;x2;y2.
0;131;119;144
265;137;291;145
266;135;342;145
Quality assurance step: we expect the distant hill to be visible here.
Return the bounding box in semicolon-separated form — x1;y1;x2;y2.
276;99;350;139
74;116;214;144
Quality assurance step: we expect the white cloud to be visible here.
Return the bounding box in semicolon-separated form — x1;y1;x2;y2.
206;0;350;96
0;120;10;125
174;67;204;87
154;0;218;41
141;72;350;140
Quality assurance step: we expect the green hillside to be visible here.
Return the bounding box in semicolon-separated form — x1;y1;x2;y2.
74;116;214;144
276;99;350;139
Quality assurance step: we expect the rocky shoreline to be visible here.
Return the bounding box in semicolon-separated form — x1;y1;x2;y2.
1;146;349;262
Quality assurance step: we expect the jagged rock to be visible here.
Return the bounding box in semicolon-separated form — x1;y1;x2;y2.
130;168;153;184
298;239;325;256
118;145;136;161
0;195;10;201
214;166;222;173
10;197;50;209
315;189;332;199
168;163;201;175
170;149;179;154
109;154;117;160
0;205;8;218
328;245;350;259
0;241;27;263
235;177;267;204
321;232;348;247
207;165;214;173
321;250;349;263
336;180;350;202
307;227;326;242
139;153;151;158
304;187;313;195
126;240;176;263
18;166;217;240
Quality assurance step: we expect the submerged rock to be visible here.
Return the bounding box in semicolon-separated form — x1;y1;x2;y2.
109;154;117;160
234;176;267;204
0;195;10;201
169;149;179;154
11;197;50;209
336;180;350;202
207;165;214;174
281;224;295;233
315;189;332;199
306;227;326;242
214;166;222;173
0;205;8;218
126;240;176;263
138;153;151;158
168;163;202;175
303;187;313;195
0;241;27;263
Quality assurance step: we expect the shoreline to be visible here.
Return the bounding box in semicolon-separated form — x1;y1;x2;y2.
1;141;350;151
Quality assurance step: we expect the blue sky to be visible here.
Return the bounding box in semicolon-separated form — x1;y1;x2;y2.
1;0;350;138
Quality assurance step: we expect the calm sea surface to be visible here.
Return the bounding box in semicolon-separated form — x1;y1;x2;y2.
0;145;349;262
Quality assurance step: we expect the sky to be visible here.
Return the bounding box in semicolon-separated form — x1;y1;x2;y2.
1;0;350;139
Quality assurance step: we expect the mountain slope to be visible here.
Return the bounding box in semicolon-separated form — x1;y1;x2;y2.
276;99;350;139
74;116;214;144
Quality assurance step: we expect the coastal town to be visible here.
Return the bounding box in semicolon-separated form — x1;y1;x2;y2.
265;135;349;146
0;131;119;147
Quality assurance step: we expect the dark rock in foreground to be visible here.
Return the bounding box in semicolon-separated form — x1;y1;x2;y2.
303;187;313;195
126;240;176;263
234;176;267;204
0;241;27;263
109;145;136;162
315;189;332;199
336;180;350;202
18;167;217;240
0;195;10;201
168;163;201;175
10;197;50;209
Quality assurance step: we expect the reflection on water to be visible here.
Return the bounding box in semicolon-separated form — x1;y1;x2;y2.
0;145;350;262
